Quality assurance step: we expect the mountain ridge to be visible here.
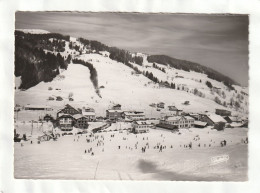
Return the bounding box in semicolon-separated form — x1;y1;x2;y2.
14;30;248;115
15;29;238;90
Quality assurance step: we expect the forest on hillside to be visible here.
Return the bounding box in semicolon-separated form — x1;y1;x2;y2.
77;38;143;65
15;31;70;89
147;55;237;89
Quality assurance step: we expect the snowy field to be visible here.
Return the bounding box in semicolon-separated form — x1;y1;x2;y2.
14;123;248;181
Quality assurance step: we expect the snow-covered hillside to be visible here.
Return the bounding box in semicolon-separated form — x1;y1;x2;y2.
14;31;248;117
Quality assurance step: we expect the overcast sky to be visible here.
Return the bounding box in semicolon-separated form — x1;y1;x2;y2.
16;12;249;86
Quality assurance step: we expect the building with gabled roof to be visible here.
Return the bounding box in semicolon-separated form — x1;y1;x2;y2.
83;106;95;112
123;111;145;121
57;114;74;131
158;116;195;129
187;113;201;120
224;116;242;123
82;111;96;121
57;104;80;118
215;109;231;116
106;109;123;121
73;114;88;129
168;106;183;116
194;121;208;128
132;120;154;133
200;114;227;126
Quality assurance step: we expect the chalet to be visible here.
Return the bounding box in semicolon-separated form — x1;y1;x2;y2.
24;105;52;111
57;114;74;131
187;113;201;120
200;114;227;126
83;107;95;112
57;104;80;118
106;109;123;121
112;104;122;110
73;114;88;129
123;111;145;121
168;106;182;116
77;108;82;114
82;111;96;121
132;120;154;133
157;102;165;109
224;116;242;123
194;121;208;128
158;116;195;130
215;109;231;116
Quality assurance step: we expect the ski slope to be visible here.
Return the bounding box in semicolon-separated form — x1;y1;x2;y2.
14;125;248;180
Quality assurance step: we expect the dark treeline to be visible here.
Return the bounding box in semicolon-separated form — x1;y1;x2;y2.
143;71;160;83
147;55;237;89
77;38;143;65
72;58;101;97
15;31;70;89
78;38;109;52
153;63;166;73
15;30;70;41
15;30;69;52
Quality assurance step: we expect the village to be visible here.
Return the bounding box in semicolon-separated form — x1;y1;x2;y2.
14;102;248;145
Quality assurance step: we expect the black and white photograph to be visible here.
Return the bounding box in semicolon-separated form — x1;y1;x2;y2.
12;12;250;181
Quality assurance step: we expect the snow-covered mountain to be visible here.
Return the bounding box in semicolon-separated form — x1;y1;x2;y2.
14;30;248;117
